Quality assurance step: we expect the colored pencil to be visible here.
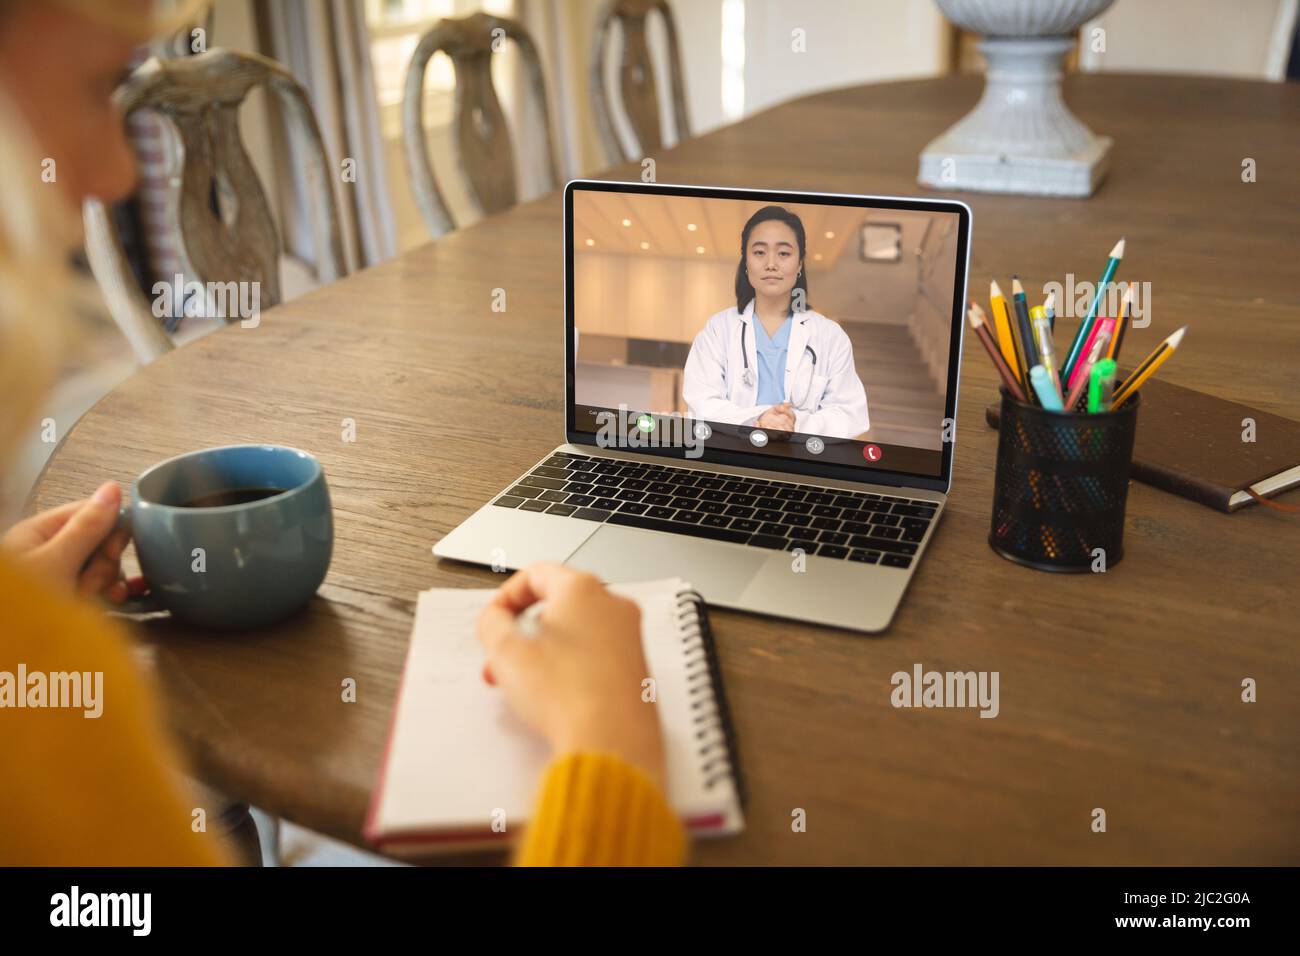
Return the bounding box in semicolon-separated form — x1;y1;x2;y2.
1111;326;1187;410
992;279;1031;393
988;279;1022;387
1107;282;1136;363
1062;237;1125;383
1011;276;1038;386
1043;290;1056;333
968;301;1028;403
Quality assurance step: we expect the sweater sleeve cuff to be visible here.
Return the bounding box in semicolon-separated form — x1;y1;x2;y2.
515;752;687;867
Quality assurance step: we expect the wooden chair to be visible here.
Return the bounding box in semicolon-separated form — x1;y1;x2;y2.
589;0;691;164
403;11;561;237
84;48;345;365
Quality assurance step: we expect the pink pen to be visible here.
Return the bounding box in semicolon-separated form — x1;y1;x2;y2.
1066;316;1116;395
1063;319;1116;410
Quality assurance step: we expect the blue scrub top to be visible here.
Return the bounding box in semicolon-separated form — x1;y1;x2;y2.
751;314;792;405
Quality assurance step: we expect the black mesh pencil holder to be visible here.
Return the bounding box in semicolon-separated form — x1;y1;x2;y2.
989;388;1139;572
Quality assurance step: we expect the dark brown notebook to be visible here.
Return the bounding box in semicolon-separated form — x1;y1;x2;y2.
985;378;1300;513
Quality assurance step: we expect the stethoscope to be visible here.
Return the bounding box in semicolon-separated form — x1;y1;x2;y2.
740;318;818;396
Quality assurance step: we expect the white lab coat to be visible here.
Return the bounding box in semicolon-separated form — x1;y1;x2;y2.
682;302;870;439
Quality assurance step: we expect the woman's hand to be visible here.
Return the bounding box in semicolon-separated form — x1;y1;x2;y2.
757;402;796;431
0;481;135;603
476;562;667;788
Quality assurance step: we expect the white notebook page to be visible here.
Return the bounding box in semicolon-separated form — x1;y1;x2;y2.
371;578;742;841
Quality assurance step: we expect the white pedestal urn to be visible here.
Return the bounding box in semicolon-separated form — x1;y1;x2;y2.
919;0;1117;198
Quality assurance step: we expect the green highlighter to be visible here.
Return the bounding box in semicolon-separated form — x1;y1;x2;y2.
1087;358;1118;413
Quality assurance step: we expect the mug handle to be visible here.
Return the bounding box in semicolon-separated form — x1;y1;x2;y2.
112;506;168;614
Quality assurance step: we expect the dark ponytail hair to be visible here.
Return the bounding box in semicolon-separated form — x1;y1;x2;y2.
734;205;809;314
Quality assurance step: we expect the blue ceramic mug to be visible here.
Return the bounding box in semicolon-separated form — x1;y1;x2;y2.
120;445;333;629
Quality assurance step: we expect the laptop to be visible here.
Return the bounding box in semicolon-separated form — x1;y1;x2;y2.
435;180;972;633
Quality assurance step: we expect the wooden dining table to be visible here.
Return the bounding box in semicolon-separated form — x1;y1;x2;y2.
29;73;1300;865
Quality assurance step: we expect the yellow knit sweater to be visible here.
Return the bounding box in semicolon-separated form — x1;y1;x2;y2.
0;555;685;866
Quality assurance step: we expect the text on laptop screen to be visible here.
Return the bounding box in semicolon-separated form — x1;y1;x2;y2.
570;189;963;479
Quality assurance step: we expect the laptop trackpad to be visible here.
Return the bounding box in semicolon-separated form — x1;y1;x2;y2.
565;526;765;601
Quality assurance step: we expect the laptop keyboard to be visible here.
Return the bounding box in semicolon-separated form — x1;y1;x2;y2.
491;451;938;568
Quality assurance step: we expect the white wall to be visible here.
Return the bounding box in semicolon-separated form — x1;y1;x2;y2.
665;0;728;135
574;253;734;343
667;0;949;138
740;0;948;115
1080;0;1297;80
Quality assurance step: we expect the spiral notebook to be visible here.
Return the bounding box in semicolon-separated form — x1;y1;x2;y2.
365;578;745;855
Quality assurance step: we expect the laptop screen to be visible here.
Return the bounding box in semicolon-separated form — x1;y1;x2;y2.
565;181;970;491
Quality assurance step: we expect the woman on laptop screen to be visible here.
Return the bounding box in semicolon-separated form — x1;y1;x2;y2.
682;206;870;440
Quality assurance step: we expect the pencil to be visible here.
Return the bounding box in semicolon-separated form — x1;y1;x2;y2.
992;279;1031;394
968;302;1028;403
1062;237;1125;383
988;279;1021;386
1111;326;1187;410
1011;276;1038;383
1043;289;1056;333
1107;282;1135;362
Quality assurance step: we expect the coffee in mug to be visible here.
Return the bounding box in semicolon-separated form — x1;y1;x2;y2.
119;444;332;629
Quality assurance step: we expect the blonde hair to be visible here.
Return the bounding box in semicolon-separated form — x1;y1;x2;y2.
0;0;211;486
0;86;85;476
